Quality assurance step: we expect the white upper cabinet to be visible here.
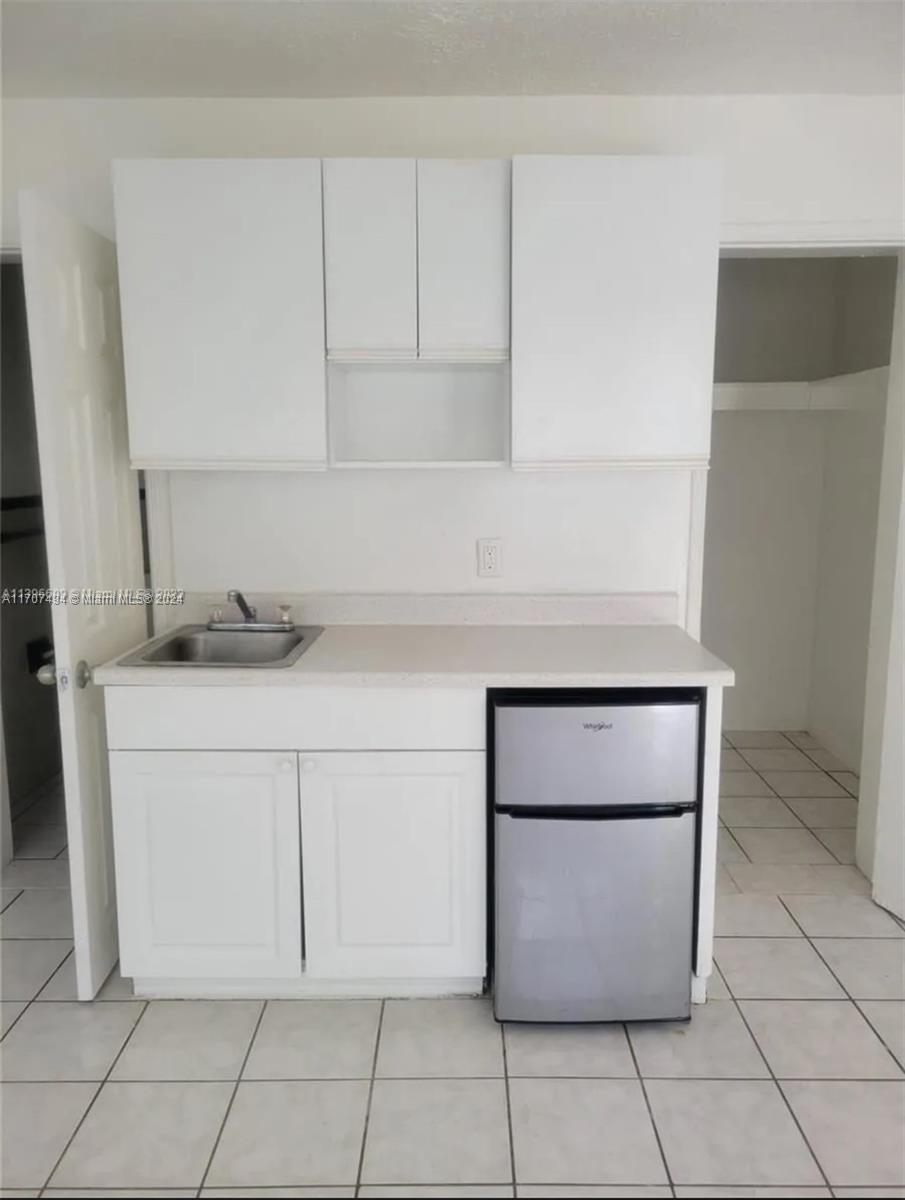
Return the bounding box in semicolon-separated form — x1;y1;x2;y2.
511;156;720;467
417;159;510;357
323;158;510;359
324;158;418;356
113;158;327;469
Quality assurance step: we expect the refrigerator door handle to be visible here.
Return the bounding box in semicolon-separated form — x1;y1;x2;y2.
496;803;694;820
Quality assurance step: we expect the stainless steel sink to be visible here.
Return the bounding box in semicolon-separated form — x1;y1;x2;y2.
119;624;324;668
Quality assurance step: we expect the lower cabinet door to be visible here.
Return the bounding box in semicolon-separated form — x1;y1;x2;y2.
109;750;302;979
299;751;485;979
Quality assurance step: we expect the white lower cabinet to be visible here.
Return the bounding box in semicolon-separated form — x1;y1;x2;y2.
299;751;486;980
108;744;486;987
109;751;302;980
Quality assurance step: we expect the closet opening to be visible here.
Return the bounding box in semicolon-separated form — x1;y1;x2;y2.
702;253;899;875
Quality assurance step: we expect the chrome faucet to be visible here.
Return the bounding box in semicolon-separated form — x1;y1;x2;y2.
227;589;257;623
207;591;295;632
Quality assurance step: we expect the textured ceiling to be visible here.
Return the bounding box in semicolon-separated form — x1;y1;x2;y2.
3;0;903;99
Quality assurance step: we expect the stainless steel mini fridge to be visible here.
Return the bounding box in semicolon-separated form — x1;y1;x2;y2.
491;689;702;1023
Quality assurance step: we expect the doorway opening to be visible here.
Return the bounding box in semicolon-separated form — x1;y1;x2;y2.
1;260;66;863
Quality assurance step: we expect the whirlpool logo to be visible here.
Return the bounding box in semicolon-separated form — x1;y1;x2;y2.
583;721;613;732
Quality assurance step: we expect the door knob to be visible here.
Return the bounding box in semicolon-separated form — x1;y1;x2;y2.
36;663;56;687
279;758;295;773
37;660;92;689
301;759;317;773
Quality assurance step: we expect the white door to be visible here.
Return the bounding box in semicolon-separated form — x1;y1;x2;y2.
323;159;418;355
109;751;302;980
19;191;147;998
511;155;720;466
300;751;485;980
113;159;327;469
417;159;511;357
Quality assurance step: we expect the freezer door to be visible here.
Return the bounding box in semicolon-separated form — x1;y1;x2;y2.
494;810;695;1022
495;701;699;809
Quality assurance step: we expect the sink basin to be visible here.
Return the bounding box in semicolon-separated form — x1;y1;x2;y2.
120;624;324;668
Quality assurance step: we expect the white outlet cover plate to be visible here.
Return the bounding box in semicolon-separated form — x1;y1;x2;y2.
477;537;502;577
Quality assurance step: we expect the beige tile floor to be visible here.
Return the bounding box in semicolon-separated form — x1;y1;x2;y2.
1;737;904;1197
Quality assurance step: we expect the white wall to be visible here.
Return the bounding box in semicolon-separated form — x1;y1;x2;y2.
702;412;826;730
162;468;693;600
869;498;904;916
3;94;903;249
808;411;886;769
714;256;899;384
835;258;902;375
858;255;904;913
714;259;840;383
703;409;886;753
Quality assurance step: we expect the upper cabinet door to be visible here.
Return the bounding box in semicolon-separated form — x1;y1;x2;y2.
417;159;510;357
113;159;327;469
324;158;417;356
511;156;720;467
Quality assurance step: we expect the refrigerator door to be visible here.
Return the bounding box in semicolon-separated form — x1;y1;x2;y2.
494;700;699;809
494;809;696;1022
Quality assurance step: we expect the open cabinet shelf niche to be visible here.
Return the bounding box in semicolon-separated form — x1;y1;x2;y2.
327;359;510;468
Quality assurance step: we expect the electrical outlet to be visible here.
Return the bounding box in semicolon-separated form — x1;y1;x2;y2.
477;537;503;578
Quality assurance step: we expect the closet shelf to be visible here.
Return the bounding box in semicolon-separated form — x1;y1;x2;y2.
713;367;889;413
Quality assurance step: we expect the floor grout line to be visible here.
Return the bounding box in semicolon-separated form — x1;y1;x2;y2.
779;895;905;1078
196;998;269;1196
3;1070;903;1083
625;1022;675;1193
0;944;76;1045
353;996;385;1197
718;907;835;1192
23;1180;905;1193
713;934;902;941
500;1016;518;1192
728;987;834;1192
0;887;24;913
851;999;905;1075
720;826;752;864
38;994;151;1195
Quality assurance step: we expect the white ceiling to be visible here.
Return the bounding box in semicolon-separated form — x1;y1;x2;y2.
3;0;903;99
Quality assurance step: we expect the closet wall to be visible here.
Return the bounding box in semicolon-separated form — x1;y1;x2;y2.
704;411;825;730
809;410;886;767
703;256;897;768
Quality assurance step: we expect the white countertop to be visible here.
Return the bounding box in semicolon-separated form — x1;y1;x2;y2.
95;623;734;689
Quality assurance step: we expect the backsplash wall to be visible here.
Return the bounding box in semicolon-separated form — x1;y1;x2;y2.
155;467;694;605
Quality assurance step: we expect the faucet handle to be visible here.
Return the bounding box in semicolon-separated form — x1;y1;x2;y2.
278;605;293;626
